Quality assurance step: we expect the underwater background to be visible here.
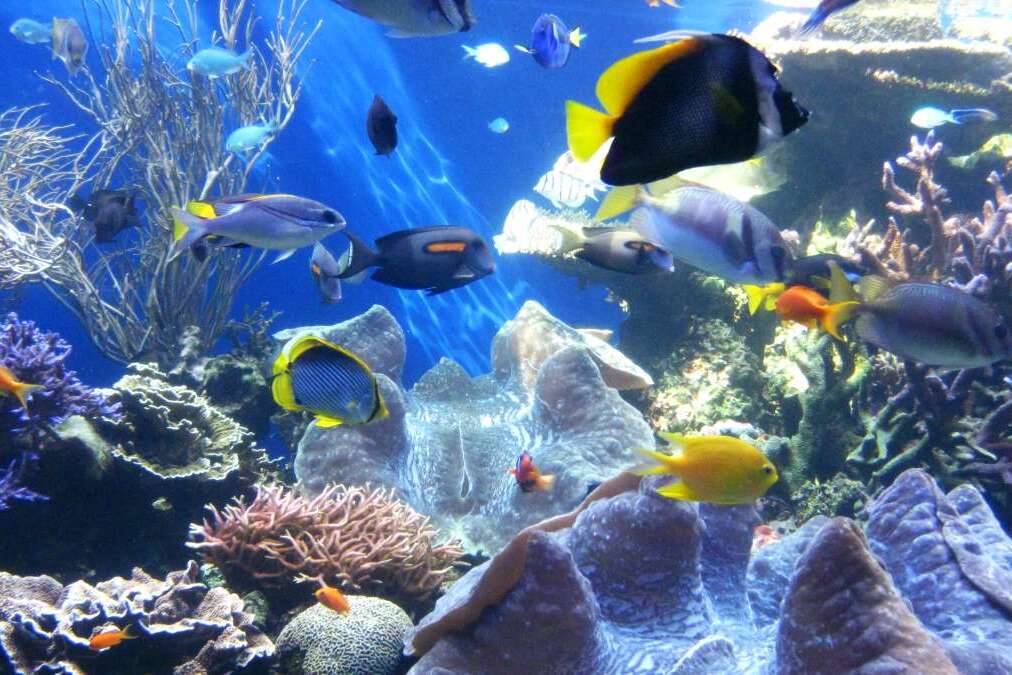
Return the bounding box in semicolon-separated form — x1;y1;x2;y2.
2;0;1012;674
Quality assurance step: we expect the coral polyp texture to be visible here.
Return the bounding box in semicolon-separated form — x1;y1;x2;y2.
280;302;656;553
0;312;121;443
187;482;463;604
406;469;1012;674
0;561;273;674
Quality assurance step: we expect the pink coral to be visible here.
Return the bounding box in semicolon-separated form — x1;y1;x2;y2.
187;483;463;602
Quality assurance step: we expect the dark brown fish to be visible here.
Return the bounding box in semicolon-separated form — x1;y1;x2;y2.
367;95;398;157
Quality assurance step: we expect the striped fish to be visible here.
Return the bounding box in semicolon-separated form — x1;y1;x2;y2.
271;335;387;427
533;170;602;209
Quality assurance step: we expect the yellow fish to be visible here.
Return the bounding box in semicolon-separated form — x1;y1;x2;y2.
634;432;778;504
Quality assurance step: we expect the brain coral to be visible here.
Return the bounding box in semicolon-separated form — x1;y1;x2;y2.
279;302;655;553
276;598;412;675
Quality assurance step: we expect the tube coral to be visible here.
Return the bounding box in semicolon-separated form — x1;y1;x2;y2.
187;483;463;603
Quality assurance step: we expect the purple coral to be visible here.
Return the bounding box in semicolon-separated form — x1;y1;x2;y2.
0;313;121;444
0;451;46;510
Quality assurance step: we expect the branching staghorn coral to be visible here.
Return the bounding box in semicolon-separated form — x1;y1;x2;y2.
0;0;319;365
187;483;464;604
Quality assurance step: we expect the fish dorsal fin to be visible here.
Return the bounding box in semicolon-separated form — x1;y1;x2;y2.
375;226;461;249
596;38;707;116
827;261;859;304
857;275;891;303
659;431;687;450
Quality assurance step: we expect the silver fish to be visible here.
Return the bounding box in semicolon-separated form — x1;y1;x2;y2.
855;279;1012;368
171;194;345;264
534;170;602;209
310;242;350;303
331;0;476;37
10;18;52;45
51;17;87;76
628;186;792;285
575;229;673;275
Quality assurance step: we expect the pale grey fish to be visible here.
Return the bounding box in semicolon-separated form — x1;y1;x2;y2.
628;186;792;285
51;17;87;76
574;228;674;275
855;281;1012;368
534;170;600;209
331;0;476;37
311;242;349;303
10;18;52;44
171;194;345;264
225;123;276;153
187;47;251;78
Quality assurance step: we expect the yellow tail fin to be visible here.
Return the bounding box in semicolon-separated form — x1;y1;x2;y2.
821;301;860;341
12;383;43;412
566;101;615;162
569;28;585;49
594;185;638;222
743;283;785;315
633;447;680;476
172;211;189;243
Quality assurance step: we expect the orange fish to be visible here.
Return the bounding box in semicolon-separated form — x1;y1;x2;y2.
774;285;858;340
0;365;43;412
315;584;350;613
751;524;782;553
508;452;555;493
89;626;135;651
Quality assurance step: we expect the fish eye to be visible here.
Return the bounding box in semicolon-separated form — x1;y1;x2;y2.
996;324;1009;340
761;465;774;476
321;210;339;224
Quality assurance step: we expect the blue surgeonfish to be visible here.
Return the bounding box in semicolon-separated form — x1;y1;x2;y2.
186;47;251;78
621;184;793;286
10;18;52;44
566;34;809;186
271;335;388;427
330;0;476;38
516;14;584;69
310;242;348;304
170;193;344;264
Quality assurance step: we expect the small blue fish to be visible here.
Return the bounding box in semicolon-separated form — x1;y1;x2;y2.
489;117;509;134
186;47;251;78
911;107;998;129
9;18;52;45
225;123;276;153
798;0;862;35
515;14;585;69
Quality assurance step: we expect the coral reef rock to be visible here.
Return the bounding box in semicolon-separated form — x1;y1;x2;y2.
0;561;273;674
289;303;655;553
276;598;412;675
406;469;1011;674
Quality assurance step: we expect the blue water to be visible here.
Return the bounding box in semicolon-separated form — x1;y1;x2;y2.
2;0;777;387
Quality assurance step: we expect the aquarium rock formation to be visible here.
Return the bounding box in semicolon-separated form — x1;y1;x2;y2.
276;598;412;675
406;468;1012;674
285;302;655;553
187;483;463;608
0;561;273;674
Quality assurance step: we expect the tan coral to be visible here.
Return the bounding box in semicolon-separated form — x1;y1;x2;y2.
187;483;463;603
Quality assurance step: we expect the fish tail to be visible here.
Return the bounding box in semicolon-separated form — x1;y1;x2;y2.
565;100;615;163
238;49;253;66
12;383;43;412
744;285;769;315
569;28;585;49
169;206;211;261
949;109;998;125
797;7;830;35
121;626;137;640
632;447;680;477
535;473;556;491
336;230;378;280
461;45;477;60
821;301;860;341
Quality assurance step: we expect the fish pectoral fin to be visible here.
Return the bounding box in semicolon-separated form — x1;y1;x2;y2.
272;249;298;264
452;266;477;280
313;415;345;428
513;44;534;53
655;480;701;502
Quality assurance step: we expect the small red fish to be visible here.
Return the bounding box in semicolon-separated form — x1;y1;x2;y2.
751;524;782;553
89;626;135;651
508;452;555;493
315;584;350;613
